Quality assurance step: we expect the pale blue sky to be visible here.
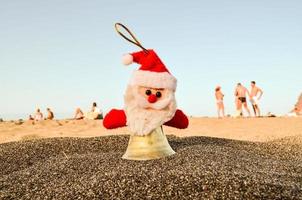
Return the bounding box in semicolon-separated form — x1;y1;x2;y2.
0;0;301;119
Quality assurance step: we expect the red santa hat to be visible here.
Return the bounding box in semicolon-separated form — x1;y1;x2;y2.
122;49;177;91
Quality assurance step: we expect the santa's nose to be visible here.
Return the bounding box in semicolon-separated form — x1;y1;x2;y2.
148;94;157;103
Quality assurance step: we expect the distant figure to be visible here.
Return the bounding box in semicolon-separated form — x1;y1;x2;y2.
295;93;302;111
91;102;100;113
46;108;54;120
250;81;263;117
28;115;34;120
34;109;43;121
288;93;302;116
294;107;302;115
267;112;276;117
74;108;84;120
215;86;225;118
85;102;103;120
234;83;251;117
288;107;301;117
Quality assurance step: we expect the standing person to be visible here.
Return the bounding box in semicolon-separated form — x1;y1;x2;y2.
250;81;263;117
46;108;54;120
215;86;225;118
234;83;251;117
34;108;43;121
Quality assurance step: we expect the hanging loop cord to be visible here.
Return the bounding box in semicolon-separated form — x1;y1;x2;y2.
115;23;148;53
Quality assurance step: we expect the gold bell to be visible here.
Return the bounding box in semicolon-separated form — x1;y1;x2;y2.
122;126;175;160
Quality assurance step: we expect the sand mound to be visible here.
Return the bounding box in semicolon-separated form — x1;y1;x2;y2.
1;136;301;199
2;118;302;144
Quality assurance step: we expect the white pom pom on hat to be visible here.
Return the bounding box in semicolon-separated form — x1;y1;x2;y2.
122;54;133;65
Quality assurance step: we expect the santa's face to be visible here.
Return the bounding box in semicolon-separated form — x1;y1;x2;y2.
135;87;173;110
124;85;177;135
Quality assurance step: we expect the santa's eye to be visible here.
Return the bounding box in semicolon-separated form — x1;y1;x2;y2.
145;90;152;96
156;91;162;98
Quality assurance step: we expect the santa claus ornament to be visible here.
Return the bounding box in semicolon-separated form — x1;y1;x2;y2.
103;23;189;160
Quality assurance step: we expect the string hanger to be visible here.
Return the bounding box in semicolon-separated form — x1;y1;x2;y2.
115;23;148;53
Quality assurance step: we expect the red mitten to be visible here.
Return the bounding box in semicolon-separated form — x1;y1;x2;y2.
103;109;127;129
164;109;189;129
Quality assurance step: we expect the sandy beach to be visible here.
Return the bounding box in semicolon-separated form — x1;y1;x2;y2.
1;117;302;144
1;117;302;199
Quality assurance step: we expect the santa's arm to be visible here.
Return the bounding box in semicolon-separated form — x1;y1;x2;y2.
103;109;127;129
164;109;189;129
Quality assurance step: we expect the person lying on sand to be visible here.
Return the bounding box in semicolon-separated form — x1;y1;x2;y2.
74;108;84;120
34;109;43;121
45;108;54;120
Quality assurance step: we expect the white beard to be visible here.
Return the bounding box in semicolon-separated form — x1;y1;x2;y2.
124;85;177;136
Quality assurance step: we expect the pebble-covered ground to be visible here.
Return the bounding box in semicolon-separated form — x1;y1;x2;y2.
0;135;301;199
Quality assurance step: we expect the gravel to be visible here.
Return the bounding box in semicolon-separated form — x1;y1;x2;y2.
0;135;301;199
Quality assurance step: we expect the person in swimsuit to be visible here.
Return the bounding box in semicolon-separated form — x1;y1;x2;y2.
215;86;225;118
234;83;251;117
250;81;263;117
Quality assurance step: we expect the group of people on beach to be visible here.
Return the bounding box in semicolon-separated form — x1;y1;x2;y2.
215;81;264;118
29;108;54;121
27;88;300;121
29;102;103;121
